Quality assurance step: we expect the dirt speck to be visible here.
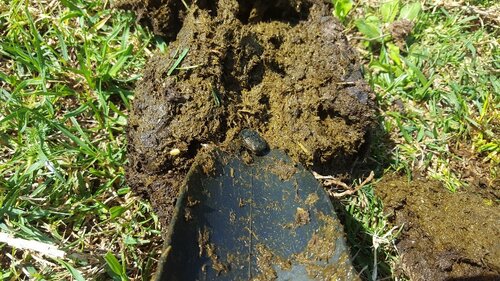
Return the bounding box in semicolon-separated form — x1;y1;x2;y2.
305;193;319;206
376;175;500;281
197;227;209;257
268;159;297;181
294;207;310;226
241;150;254;165
184;207;192;221
187;196;200;207
197;150;217;176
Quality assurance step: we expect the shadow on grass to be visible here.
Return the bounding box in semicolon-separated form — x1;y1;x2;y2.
331;121;398;280
333;201;393;280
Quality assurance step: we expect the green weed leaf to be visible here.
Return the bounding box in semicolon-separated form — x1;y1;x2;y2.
399;3;421;21
59;0;84;16
117;187;130;195
380;0;399;23
387;43;402;67
355;19;382;40
109;206;127;219
401;57;428;86
56;259;86;281
105;252;129;281
332;0;353;22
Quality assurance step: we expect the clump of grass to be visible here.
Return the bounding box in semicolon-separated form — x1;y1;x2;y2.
0;0;161;279
331;0;499;280
348;0;498;190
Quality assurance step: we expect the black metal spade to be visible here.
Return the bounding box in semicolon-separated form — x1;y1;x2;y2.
154;148;359;280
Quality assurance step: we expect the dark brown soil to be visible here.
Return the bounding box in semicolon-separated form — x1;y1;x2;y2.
376;175;500;281
124;0;375;229
113;0;188;40
389;19;415;49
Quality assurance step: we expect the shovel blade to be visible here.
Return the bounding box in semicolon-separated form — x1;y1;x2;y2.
155;149;359;281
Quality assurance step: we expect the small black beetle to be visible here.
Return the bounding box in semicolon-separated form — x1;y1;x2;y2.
239;129;269;156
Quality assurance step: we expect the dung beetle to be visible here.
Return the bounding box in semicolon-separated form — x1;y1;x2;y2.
239;129;269;156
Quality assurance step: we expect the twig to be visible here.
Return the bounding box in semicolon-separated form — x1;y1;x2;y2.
335;81;356;86
0;232;65;259
313;171;375;198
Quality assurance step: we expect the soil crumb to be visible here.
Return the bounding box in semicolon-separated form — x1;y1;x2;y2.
125;0;375;228
267;159;298;181
252;244;291;281
376;175;500;281
197;150;217;176
113;0;188;40
294;207;310;226
305;193;319;206
389;19;414;49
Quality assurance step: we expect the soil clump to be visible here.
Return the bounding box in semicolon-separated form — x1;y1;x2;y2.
376;175;500;281
119;2;500;281
113;0;188;40
123;0;375;228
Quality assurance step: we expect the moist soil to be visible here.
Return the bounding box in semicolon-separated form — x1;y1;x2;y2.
118;1;499;280
123;0;375;229
376;175;500;281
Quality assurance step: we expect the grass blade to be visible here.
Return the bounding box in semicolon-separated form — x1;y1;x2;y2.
167;47;189;76
56;259;86;281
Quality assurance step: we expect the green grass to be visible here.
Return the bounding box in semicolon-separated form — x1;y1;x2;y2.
334;0;499;280
0;0;161;279
343;0;499;190
0;0;498;280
